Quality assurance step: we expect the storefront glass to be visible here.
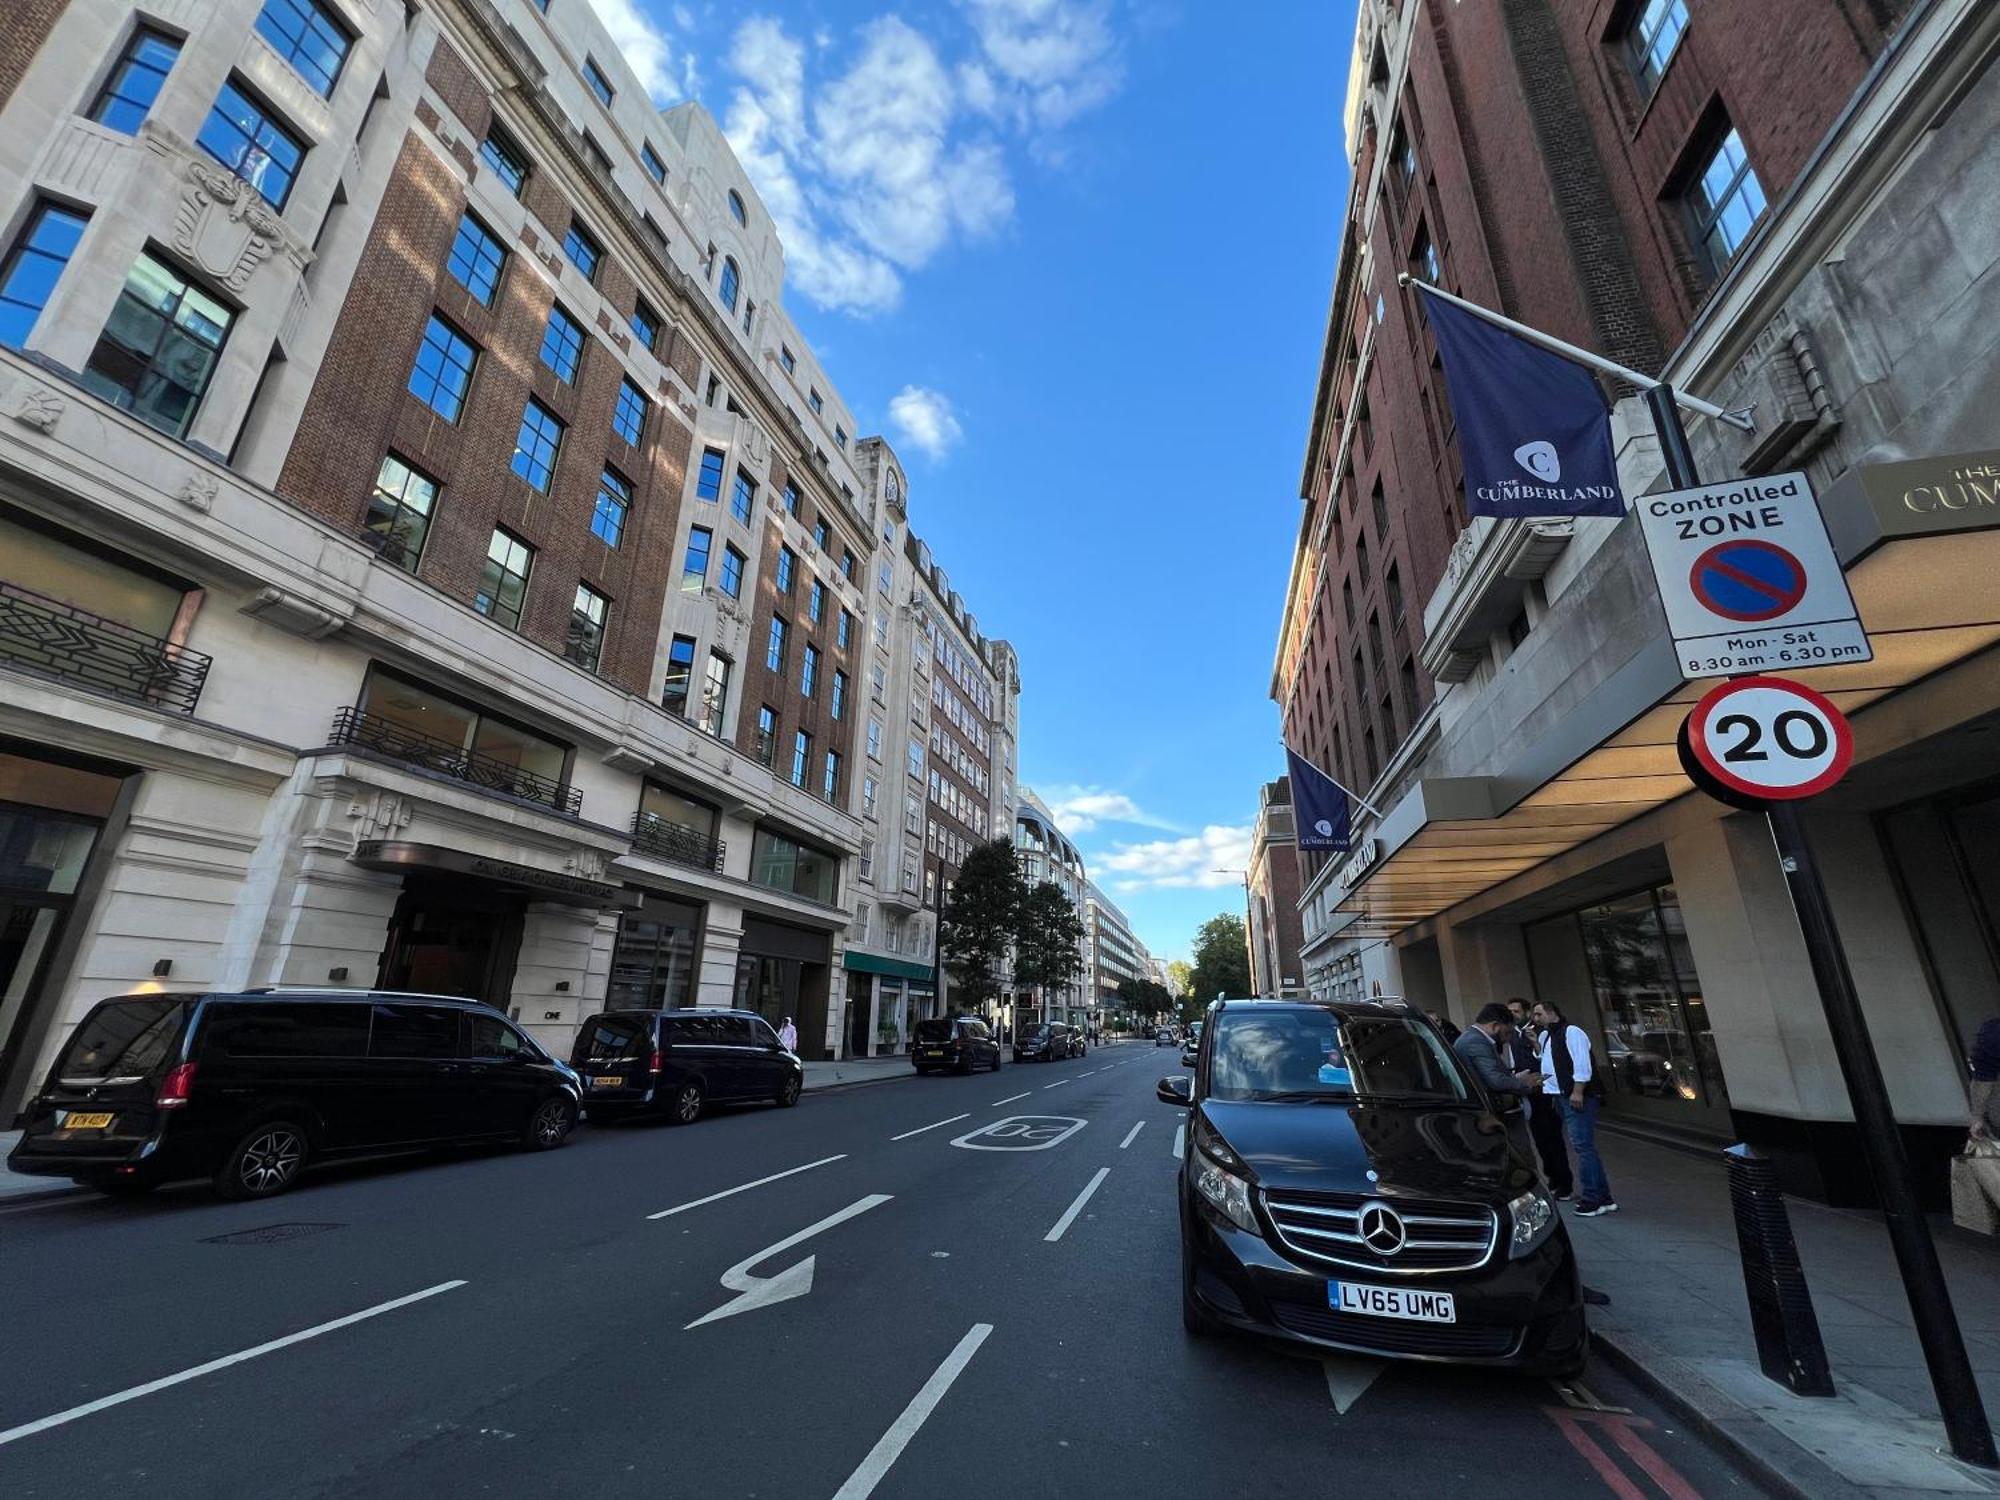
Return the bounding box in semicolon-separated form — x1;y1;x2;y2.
607;898;701;1010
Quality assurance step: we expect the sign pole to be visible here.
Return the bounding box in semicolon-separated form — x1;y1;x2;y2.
1644;384;1997;1469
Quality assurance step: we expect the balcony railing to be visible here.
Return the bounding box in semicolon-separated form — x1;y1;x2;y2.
328;707;583;817
630;811;725;872
0;581;211;715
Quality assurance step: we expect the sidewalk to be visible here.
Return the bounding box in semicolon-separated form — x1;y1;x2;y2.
801;1052;923;1090
1573;1132;2000;1498
0;1129;72;1204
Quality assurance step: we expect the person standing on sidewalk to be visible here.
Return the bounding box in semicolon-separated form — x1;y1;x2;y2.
778;1015;799;1053
1533;1000;1615;1216
1454;1004;1541;1159
1511;998;1570;1199
1971;1014;1999;1140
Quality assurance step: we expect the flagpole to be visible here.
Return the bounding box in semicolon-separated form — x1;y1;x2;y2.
1397;275;1755;434
1281;739;1386;822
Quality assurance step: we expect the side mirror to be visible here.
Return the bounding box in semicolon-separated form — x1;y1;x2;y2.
1156;1075;1192;1106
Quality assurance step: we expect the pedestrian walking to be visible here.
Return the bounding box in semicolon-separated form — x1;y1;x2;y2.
778;1015;799;1053
1533;1000;1615;1216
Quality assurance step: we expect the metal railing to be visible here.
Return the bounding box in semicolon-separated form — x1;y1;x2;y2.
0;580;211;714
328;707;583;817
630;811;725;872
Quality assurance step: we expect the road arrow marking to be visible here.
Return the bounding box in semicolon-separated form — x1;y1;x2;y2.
1322;1354;1386;1415
685;1194;892;1329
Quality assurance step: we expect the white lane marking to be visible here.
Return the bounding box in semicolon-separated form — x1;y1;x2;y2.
890;1113;970;1142
686;1194;893;1329
990;1092;1031;1107
1044;1167;1111;1243
0;1280;467;1448
1042;1079;1070;1089
951;1116;1085;1152
1323;1355;1387;1415
1173;1123;1185;1160
1119;1121;1145;1149
647;1155;845;1220
832;1323;993;1500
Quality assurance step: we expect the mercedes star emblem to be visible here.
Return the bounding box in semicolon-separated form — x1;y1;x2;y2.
1358;1202;1407;1255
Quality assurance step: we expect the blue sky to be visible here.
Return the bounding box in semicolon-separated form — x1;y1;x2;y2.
601;0;1355;960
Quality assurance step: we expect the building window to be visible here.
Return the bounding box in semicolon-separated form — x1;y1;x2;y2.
731;468;756;523
776;546;796;594
907;742;923;779
363;453;439;572
742;298;755;335
0;202;88;350
767;614;788;673
89;27;180;133
835;425;848;450
814;519;830;549
198;79;305;209
1394;123;1416;187
719;256;740;313
641;142;667;184
862;775;878;817
662;634;695;716
563;219;602;281
582;56;615;107
539;304;583;382
801;642;819;698
750;827;838;902
255;0;350;97
779;479;800;516
612;378;647;445
511;399;564;492
447;213;506;306
629;298;661;351
823;750;841;803
481;125;529;196
407;313;476;421
780;345;796;374
755;705;777;766
867;718;882;758
696;447;725;501
721;544;745;598
808;580;824;624
592;467;630;547
566;582;609;672
1386;562;1404;623
475;528;533;629
1685;127;1767;274
1412;225;1441;285
82;252;234;438
809;388;823;415
790;731;810;788
831;669;847;720
837;609;852;650
1625;0;1689;93
877;562;893;597
728;189;748;226
683;525;712;589
839;549;856;581
699;651;730;736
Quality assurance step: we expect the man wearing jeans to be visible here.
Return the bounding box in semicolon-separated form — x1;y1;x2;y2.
1533;1000;1616;1217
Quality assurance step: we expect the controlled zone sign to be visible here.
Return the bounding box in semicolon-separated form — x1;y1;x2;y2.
1636;470;1871;682
1677;676;1854;808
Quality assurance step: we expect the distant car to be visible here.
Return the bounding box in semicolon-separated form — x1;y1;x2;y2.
913;1016;1002;1074
1014;1022;1071;1062
7;990;580;1200
572;1008;803;1125
1156;1028;1175;1046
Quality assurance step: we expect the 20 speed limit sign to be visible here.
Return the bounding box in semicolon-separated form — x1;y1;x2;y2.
1679;675;1854;806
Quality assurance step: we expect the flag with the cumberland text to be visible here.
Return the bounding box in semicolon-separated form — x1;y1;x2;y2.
1421;288;1625;520
1286;747;1352;854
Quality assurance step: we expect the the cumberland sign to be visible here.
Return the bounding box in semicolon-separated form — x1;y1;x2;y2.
1857;448;2000;538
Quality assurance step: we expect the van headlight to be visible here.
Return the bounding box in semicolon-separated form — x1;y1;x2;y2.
1194;1152;1260;1235
1507;1189;1556;1258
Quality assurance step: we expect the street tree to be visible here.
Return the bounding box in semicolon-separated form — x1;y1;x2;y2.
1185;913;1252;1006
1166;959;1194;999
937;839;1023;1011
1014;880;1087;1019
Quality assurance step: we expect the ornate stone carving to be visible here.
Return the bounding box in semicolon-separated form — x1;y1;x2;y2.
174;159;285;290
742;420;770;465
13;387;63;433
347;790;414;839
176;469;218;513
1442;524;1480;589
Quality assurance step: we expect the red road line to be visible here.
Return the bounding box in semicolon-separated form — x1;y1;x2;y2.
1600;1415;1706;1500
1548;1410;1650;1500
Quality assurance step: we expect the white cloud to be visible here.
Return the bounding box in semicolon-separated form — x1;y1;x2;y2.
585;0;681;104
1092;825;1255;891
1040;785;1179;836
887;385;966;461
958;0;1123;130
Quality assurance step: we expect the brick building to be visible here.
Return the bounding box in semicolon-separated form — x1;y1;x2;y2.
1273;0;2000;1204
0;0;1019;1110
1246;779;1303;998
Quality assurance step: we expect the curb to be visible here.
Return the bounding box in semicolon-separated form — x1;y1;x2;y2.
1588;1322;1869;1500
0;1184;89;1211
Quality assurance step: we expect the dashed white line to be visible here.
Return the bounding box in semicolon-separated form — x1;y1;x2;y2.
1045;1167;1112;1243
991;1091;1031;1106
890;1113;971;1142
0;1280;468;1448
648;1155;845;1220
1042;1079;1070;1089
832;1323;994;1500
1173;1122;1186;1160
1119;1121;1145;1149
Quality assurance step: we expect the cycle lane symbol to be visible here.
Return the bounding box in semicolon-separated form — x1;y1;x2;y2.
949;1116;1086;1152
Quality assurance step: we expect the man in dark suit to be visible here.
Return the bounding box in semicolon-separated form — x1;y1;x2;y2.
1454;1003;1542;1168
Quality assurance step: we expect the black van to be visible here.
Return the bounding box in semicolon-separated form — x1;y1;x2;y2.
1013;1022;1073;1063
570;1008;804;1125
6;991;582;1200
912;1016;1001;1074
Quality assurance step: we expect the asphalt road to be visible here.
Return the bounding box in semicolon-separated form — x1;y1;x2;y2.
0;1040;1770;1498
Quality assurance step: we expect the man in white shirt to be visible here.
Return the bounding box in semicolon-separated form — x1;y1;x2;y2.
1532;1000;1616;1217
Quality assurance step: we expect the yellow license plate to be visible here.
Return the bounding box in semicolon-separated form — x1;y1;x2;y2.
591;1076;625;1089
62;1112;114;1130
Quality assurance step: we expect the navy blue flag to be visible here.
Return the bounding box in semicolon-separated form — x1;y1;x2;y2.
1286;747;1352;854
1421;288;1625;519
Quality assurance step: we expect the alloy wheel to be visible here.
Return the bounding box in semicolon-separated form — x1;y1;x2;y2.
677;1085;702;1122
240;1128;304;1193
533;1098;572;1147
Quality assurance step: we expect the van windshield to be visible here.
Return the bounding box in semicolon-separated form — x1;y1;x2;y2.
58;998;188;1079
1207;1009;1470;1105
913;1019;956;1043
573;1015;648;1063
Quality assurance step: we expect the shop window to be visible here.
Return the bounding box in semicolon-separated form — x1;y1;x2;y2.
606;900;701;1009
750;827;839;903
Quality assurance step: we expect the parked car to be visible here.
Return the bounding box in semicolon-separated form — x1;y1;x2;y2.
1156;1028;1176;1046
6;990;580;1200
1157;998;1585;1375
912;1016;1002;1074
571;1008;803;1124
1013;1022;1072;1062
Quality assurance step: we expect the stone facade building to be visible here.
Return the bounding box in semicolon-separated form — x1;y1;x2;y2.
1084;879;1145;1014
0;0;1017;1115
1246;778;1303;998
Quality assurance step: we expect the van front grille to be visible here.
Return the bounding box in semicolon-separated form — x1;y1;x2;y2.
1260;1189;1497;1275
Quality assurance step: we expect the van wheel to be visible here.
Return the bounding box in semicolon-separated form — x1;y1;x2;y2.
776;1074;802;1108
216;1121;309;1200
524;1095;576;1151
669;1080;704;1125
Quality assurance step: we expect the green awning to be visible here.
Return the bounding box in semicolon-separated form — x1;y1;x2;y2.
843;951;937;982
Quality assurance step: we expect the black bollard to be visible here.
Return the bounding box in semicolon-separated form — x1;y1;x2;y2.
1726;1143;1835;1396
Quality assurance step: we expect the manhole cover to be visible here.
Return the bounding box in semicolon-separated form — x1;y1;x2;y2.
201;1222;344;1245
